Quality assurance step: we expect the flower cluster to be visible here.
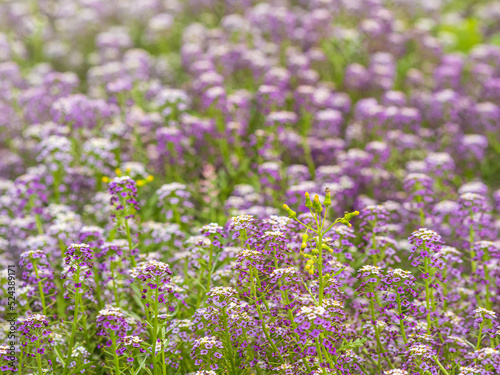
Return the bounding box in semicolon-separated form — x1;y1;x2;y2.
96;307;129;338
18;314;52;353
108;176;140;220
191;336;224;370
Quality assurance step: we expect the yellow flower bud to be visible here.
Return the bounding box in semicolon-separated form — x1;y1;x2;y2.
305;192;312;208
322;244;334;253
340;218;352;227
313;195;322;213
344;211;360;220
282;204;297;218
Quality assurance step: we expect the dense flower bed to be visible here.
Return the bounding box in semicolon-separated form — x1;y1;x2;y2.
1;0;500;374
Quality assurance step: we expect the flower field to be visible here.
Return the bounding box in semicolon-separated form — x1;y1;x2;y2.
2;0;500;374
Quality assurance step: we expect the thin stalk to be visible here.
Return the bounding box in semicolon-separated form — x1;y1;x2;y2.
62;268;81;375
369;284;394;369
419;208;425;227
250;268;284;364
162;349;167;375
206;242;214;292
476;320;484;350
30;195;44;235
110;262;120;306
396;292;408;344
19;350;23;375
53;169;61;204
152;287;159;362
222;307;237;375
314;337;327;375
432;356;450;375
92;266;104;309
484;266;493;310
33;264;47;315
271;249;312;374
320;343;337;373
423;257;432;334
111;333;121;375
125;219;136;267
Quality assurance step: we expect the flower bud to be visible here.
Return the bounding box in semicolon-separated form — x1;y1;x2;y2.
322;244;334;253
313;195;323;213
344;211;360;221
283;204;297;218
301;233;309;249
305;192;313;208
324;187;332;207
340;218;352;227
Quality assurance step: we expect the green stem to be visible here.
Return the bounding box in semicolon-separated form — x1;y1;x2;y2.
92;266;104;309
314;337;327;374
424;258;432;334
222;307;237;374
111;262;120;306
320;342;337;372
369;284;381;373
317;231;324;306
206;242;214;292
396;293;408;344
476;321;484;350
29;195;44;235
111;334;121;375
62;268;81;375
36;351;42;375
250;268;284;364
19;349;23;375
301;135;316;179
53;168;61;204
419;207;425;227
369;284;393;370
432;356;449;375
152;287;159;362
372;233;377;266
484;266;493;310
33;264;47;315
125;219;136;267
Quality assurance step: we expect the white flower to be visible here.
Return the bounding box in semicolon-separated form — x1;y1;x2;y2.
358;265;381;275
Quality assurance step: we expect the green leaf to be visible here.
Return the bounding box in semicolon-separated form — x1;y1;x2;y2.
134;356;150;375
340;337;368;351
69;361;93;375
54;346;67;366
